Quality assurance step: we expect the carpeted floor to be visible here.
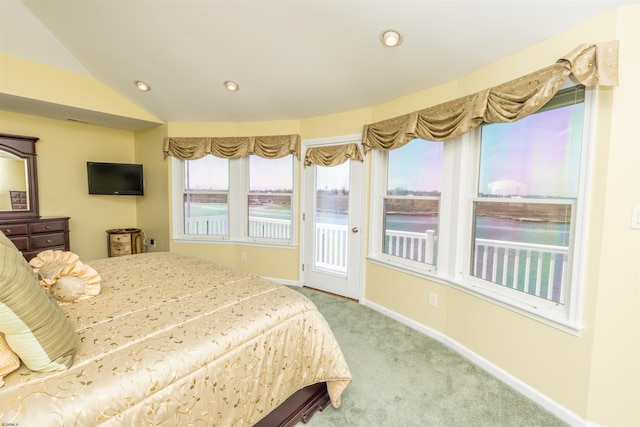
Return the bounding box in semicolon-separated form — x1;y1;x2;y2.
292;286;568;427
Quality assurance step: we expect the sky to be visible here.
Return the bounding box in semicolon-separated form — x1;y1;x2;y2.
479;104;583;198
316;161;349;191
185;155;293;192
388;140;442;193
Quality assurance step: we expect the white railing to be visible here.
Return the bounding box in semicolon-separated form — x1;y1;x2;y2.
248;216;291;239
315;223;349;273
474;238;568;303
184;216;567;302
185;216;291;239
385;229;436;265
185;216;228;235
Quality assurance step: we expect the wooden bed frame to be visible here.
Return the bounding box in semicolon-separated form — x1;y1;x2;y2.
255;382;331;426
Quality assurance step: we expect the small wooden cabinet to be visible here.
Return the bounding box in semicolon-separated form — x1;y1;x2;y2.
107;228;142;257
0;217;70;261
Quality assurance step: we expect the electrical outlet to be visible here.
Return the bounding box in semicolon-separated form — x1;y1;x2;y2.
241;251;247;261
428;292;438;307
150;238;156;248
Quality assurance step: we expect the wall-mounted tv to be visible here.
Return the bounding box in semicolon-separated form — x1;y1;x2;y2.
87;162;144;196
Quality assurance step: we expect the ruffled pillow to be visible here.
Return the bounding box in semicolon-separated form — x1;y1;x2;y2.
29;250;101;304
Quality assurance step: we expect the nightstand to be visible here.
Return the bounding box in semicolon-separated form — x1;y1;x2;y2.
106;228;142;257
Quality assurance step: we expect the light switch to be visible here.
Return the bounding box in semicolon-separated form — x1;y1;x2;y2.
631;206;640;229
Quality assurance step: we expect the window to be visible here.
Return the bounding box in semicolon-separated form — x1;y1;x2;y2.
248;155;293;240
183;156;229;236
174;154;296;245
370;85;591;332
383;139;442;268
471;87;584;305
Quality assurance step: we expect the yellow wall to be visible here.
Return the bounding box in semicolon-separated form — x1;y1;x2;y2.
134;123;171;253
0;111;139;260
0;5;638;425
585;5;640;424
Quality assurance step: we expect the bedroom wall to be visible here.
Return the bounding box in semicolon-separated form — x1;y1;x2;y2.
586;5;640;424
0;5;637;426
361;7;639;426
0;110;138;260
134;123;171;253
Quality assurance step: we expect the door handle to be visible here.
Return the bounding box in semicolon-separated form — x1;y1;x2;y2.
352;227;359;233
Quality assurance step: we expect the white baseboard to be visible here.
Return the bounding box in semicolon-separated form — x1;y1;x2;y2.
362;298;591;427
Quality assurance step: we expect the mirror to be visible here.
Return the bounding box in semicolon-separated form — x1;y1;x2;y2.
0;133;39;220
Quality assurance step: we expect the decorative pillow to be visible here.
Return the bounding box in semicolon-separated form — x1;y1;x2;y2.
51;276;88;303
0;332;20;387
29;250;101;304
0;232;76;372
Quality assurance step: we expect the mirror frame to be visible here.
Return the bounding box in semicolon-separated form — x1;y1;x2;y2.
0;133;40;220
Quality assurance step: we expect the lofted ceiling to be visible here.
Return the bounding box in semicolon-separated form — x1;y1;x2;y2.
0;0;636;130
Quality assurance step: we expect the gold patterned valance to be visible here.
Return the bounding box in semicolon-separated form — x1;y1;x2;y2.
163;134;301;160
304;143;363;167
363;40;619;153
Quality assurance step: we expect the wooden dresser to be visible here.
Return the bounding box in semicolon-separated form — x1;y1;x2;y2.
0;217;70;261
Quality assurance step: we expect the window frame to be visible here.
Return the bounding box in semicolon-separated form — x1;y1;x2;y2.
171;154;298;247
368;86;595;334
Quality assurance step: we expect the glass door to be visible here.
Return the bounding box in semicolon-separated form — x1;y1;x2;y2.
303;156;364;299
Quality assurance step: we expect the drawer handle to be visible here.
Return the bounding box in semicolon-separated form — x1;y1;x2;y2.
4;229;10;234
45;225;52;230
46;239;53;243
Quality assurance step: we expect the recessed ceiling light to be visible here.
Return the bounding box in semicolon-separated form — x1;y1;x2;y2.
134;80;151;91
380;29;403;47
224;80;240;91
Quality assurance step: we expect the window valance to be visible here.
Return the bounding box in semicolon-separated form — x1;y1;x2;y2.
362;40;619;153
163;134;301;160
304;143;363;167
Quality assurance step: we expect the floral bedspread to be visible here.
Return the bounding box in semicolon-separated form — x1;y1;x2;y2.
0;252;351;426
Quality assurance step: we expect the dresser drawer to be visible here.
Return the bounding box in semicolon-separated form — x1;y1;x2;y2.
30;220;67;234
110;244;132;256
1;224;29;236
31;233;67;249
109;233;132;244
7;236;28;251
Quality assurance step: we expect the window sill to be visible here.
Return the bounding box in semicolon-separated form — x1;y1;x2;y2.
366;256;583;336
173;236;297;250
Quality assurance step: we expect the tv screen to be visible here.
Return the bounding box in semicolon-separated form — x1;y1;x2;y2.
87;162;144;196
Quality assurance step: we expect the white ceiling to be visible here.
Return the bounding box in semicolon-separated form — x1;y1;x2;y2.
0;0;636;130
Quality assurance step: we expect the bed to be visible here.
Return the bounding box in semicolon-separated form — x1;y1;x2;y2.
0;234;351;426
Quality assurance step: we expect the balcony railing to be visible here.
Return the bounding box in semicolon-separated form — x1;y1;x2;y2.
473;238;568;303
385;229;436;265
184;216;568;302
185;216;228;235
315;223;348;273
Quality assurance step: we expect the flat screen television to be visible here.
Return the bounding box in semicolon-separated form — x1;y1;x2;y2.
87;162;144;196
